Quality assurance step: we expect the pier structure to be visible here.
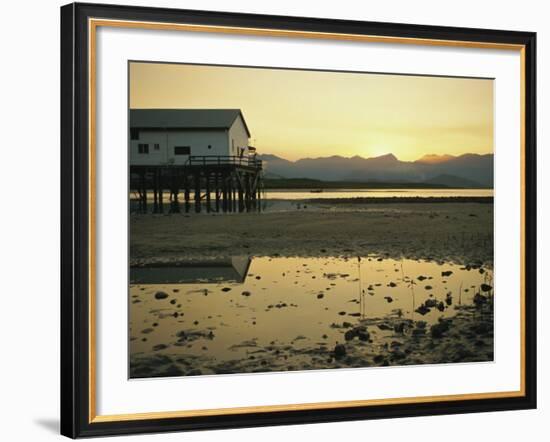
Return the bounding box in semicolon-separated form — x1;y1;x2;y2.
130;155;263;214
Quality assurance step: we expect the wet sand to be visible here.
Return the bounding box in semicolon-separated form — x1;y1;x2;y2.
129;199;494;378
130;200;493;268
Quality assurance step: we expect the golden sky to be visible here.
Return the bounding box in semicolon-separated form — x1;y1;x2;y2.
130;62;493;162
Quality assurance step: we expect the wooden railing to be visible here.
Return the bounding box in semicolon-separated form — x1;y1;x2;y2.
186;155;262;169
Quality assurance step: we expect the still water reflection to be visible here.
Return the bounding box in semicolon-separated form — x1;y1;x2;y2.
130;256;493;376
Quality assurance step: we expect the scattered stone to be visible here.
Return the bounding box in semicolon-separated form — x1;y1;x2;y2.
153;344;169;351
141;328;154;334
424;298;438;308
384;296;393;303
480;284;493;292
473;293;488;308
377;323;392;331
333;344;347;360
344;330;356;341
441;270;453;277
415;304;430;315
430;320;450;338
154;291;169;300
388;282;397;287
241;291;251;297
390;351;406;361
221;287;232;292
170;299;176;305
317;293;324;299
394;322;406;334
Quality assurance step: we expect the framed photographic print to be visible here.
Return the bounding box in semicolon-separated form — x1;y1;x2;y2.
60;2;537;438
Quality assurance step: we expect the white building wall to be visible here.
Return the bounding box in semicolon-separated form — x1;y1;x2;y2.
129;131;168;166
228;115;250;158
130;129;229;166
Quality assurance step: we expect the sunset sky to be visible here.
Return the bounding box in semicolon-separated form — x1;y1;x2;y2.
130;62;494;162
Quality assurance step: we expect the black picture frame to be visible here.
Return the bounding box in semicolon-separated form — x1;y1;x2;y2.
61;2;537;438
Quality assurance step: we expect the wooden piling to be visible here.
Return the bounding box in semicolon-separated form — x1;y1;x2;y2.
158;169;164;213
237;176;244;212
194;173;201;213
184;174;190;213
215;173;220;212
228;179;234;212
244;174;251;212
153;170;159;213
222;174;228;212
205;172;211;213
130;158;263;216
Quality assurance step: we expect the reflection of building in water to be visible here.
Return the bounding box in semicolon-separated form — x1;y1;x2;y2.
129;109;263;214
130;256;251;284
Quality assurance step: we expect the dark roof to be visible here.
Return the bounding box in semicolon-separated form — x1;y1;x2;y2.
130;109;251;137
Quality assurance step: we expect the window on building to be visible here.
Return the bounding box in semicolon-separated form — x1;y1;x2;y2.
174;146;191;155
232;139;235;154
138;143;149;154
130;128;139;140
154;143;160;150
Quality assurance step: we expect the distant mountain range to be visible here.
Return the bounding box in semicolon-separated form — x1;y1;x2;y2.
258;152;493;188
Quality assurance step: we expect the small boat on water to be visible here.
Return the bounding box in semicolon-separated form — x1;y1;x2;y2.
310;189;324;193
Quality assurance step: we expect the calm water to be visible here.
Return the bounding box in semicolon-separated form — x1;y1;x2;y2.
130;256;493;373
130;188;492;206
264;188;493;200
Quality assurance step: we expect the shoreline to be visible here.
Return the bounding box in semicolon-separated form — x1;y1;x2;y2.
305;196;493;204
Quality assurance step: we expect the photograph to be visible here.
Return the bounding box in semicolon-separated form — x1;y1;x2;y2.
128;61;495;379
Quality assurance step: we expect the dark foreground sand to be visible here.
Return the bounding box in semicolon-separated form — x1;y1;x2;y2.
130;303;494;378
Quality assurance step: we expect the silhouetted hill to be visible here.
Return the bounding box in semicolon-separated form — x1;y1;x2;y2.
258;152;493;187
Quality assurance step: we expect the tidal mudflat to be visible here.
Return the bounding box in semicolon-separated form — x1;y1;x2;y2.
129;255;494;378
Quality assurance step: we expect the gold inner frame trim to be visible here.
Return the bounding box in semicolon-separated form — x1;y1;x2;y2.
88;17;527;424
